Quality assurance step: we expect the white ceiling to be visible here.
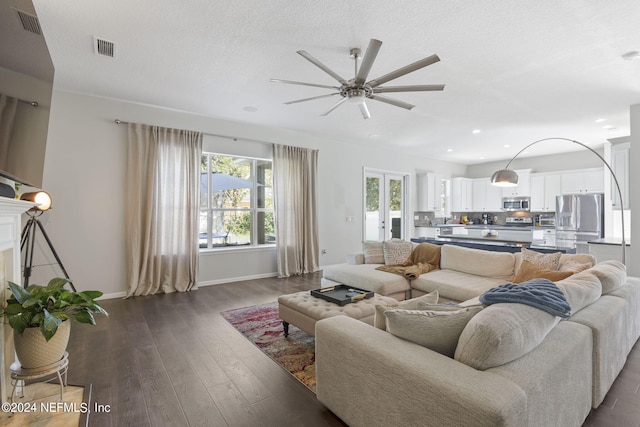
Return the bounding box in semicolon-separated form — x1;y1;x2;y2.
28;0;640;164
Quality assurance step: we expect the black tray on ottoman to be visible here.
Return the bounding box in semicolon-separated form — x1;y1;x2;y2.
310;284;374;306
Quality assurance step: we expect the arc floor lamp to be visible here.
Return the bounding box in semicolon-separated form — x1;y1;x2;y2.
490;137;626;265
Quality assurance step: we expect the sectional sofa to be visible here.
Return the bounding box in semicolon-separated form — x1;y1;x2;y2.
316;242;640;427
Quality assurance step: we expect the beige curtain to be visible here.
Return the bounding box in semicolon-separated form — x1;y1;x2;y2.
126;124;202;296
272;144;319;277
0;94;18;171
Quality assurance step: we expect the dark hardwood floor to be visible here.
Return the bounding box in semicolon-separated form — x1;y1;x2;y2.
66;272;640;427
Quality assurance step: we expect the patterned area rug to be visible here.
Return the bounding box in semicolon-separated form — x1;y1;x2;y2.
221;302;316;392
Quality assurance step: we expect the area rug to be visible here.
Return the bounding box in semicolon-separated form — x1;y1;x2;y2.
221;302;316;392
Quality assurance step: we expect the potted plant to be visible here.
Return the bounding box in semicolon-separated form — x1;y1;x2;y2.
0;278;108;369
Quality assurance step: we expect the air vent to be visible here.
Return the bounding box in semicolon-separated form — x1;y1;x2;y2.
14;9;42;35
93;36;116;58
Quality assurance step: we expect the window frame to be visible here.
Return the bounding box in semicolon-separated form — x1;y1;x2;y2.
199;152;275;252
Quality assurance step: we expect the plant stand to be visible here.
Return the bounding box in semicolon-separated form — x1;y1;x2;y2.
10;352;69;403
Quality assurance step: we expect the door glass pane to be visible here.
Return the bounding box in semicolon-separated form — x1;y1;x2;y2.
388;178;403;239
365;176;381;241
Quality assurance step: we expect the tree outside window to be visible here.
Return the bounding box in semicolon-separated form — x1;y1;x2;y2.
200;153;274;248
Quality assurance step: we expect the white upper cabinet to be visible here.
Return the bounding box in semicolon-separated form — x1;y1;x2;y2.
561;168;604;194
472;178;502;211
530;173;561;211
611;143;630;210
451;177;473;212
501;169;531;197
416;172;445;213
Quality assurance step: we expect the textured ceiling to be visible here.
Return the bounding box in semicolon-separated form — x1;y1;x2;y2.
29;0;640;164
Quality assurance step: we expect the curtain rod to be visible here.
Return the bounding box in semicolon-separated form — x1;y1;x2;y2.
19;99;38;107
114;118;271;145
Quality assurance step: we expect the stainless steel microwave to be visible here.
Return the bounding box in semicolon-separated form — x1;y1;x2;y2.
502;197;530;211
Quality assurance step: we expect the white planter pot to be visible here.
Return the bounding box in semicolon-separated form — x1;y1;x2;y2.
14;321;71;369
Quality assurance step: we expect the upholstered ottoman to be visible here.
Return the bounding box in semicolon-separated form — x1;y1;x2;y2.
278;290;397;336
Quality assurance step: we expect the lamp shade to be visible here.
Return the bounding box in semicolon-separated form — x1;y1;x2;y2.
490;169;519;187
21;191;52;211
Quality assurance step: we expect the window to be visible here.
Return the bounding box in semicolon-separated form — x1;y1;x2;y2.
200;153;274;249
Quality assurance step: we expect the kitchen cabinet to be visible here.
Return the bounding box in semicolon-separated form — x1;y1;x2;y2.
610;142;629;210
501;169;531;197
561;168;604;194
530;173;561;211
451;177;473;212
416;172;444;213
472;178;502;211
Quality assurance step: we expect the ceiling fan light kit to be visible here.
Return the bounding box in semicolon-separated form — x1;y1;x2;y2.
271;38;445;119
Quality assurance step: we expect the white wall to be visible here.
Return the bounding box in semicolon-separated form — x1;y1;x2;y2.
40;90;464;297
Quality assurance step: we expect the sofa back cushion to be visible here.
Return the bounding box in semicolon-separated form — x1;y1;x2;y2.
454;303;560;370
385;304;483;357
440;245;515;279
556;270;602;314
589;260;627;294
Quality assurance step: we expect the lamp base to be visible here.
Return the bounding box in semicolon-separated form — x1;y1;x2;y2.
0;182;15;199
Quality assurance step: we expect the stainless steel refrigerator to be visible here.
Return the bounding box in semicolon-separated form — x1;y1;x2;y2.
555;193;604;248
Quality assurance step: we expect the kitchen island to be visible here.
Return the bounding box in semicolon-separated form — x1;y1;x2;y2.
410;237;575;254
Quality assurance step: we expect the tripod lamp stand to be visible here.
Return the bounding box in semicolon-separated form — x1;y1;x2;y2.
19;191;76;291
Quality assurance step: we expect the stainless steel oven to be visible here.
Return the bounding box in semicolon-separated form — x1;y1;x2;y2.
501;197;530;212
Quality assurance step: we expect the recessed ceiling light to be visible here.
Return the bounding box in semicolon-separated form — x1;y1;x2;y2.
603;125;616;130
447;148;453;152
622;51;640;61
594;118;606;123
479;157;485;160
504;144;510;148
472;129;481;134
243;106;258;112
368;133;380;138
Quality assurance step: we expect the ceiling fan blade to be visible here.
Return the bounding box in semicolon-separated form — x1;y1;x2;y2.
372;84;445;93
297;50;347;84
320;97;348;116
369;95;415;110
367;54;440;88
270;78;340;90
358;102;371;119
284;93;340;105
354;39;382;85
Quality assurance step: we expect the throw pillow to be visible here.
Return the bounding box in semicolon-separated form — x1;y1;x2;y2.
382;240;413;265
384;305;483;357
520;247;562;270
455;303;560;370
513;260;573;283
373;290;439;330
558;259;592;274
362;241;384;264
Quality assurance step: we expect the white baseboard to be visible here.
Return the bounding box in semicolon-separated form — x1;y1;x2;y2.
197;272;279;287
98;291;128;300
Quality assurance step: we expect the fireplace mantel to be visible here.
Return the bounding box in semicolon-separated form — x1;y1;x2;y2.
0;197;36;402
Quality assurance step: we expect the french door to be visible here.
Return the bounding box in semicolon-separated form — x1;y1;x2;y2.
364;170;408;241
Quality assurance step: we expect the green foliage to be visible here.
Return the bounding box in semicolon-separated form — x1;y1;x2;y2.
0;278;108;341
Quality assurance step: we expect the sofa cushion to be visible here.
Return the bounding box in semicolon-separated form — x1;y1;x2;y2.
411;269;510;302
373;290;439;330
455;303;560;370
322;263;411;297
589;260;627;294
513;260;574;283
385;305;483;357
383;239;413;265
556;270;602;314
440;245;515;279
362;241;384;264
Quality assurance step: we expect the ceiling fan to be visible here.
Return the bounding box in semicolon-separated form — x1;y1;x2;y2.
270;38;445;119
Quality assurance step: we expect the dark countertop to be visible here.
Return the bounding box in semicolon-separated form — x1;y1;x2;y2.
588;238;631;246
410;237;575;254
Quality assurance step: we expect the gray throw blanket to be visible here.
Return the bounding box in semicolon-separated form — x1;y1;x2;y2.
479;278;572;318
